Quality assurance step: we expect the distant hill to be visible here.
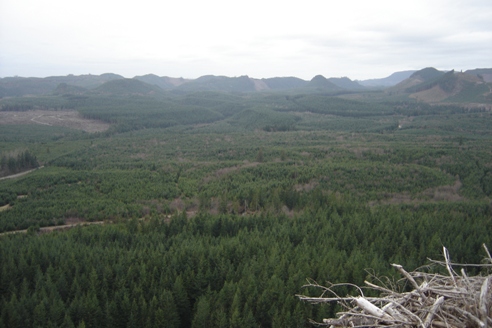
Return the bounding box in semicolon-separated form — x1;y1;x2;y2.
327;77;363;90
133;74;189;90
259;77;307;90
358;70;416;88
44;73;125;90
61;73;124;89
387;67;446;94
306;75;341;91
176;75;257;93
0;77;56;97
410;67;445;81
91;78;163;96
174;75;358;93
465;68;492;83
0;73;123;97
386;67;492;103
1;68;490;103
52;83;87;96
409;71;489;103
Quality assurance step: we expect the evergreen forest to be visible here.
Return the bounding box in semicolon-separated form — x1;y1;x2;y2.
0;75;491;327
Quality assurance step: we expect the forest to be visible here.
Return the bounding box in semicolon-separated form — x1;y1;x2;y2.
0;82;491;327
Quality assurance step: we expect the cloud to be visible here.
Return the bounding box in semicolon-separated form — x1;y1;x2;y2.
1;0;491;79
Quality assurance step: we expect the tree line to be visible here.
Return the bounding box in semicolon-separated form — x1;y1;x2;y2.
0;150;39;178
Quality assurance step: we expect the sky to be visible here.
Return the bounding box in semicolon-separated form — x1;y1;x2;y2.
0;0;491;81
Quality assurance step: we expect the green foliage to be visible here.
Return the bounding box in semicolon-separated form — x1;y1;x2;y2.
71;95;224;132
0;125;81;145
1;85;492;327
0;150;39;177
228;107;299;131
0;95;69;110
411;67;445;81
447;83;491;103
91;78;162;95
287;94;395;117
0;167;179;231
0;206;490;327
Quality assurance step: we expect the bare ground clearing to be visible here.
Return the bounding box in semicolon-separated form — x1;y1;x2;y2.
0;110;110;133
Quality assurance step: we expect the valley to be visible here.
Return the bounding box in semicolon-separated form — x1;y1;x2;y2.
0;67;491;327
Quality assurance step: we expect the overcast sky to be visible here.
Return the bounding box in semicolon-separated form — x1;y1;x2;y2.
1;0;491;80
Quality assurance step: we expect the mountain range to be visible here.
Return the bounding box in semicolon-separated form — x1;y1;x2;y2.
1;68;491;104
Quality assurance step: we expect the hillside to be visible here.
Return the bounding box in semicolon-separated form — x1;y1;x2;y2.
175;75;257;93
306;75;341;91
52;83;87;96
1;68;491;104
387;67;445;94
91;78;163;96
259;76;307;90
466;68;492;82
383;67;492;104
0;77;55;97
0;73;123;97
327;77;363;90
357;70;416;87
410;67;445;81
133;74;189;89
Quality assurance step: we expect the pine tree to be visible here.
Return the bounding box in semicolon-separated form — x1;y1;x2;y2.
172;276;191;328
256;148;264;162
212;306;229;328
191;294;211;328
33;300;47;327
161;289;180;328
61;314;75;328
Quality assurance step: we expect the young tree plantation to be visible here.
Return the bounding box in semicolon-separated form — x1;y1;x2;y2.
0;68;491;327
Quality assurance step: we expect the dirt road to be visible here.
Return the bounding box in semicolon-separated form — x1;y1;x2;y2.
0;221;105;237
0;166;44;181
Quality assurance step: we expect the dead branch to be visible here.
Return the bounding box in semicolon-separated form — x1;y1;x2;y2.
298;245;492;328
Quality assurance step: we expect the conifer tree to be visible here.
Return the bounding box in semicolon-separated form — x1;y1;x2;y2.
172;276;191;328
161;289;180;328
191;294;211;328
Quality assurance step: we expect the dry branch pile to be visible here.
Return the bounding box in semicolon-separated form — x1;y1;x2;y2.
298;245;492;328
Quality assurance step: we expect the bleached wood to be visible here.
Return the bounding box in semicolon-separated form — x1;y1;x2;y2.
392;263;427;302
479;277;490;328
443;246;457;287
424;296;444;328
381;302;408;323
298;245;492;328
461;268;472;291
484;244;492;263
364;280;394;294
445;305;485;328
354;297;394;321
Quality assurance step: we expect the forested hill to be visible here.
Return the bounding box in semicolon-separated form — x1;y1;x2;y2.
0;73;123;97
386;67;492;103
